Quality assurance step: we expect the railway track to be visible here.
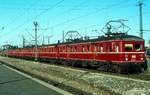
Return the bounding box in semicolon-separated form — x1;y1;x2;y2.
0;57;150;95
1;56;150;82
41;60;150;82
0;57;120;95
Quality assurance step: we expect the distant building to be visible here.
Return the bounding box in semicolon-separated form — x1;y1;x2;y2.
145;44;150;57
146;44;150;48
2;44;18;50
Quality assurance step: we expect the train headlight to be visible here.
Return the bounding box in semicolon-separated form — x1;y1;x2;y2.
125;58;128;61
140;54;143;60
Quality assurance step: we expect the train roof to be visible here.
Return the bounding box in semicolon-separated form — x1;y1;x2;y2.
96;34;144;42
7;34;144;50
32;34;144;48
46;34;144;46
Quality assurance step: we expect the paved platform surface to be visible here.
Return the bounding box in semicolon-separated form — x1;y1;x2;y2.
0;63;63;95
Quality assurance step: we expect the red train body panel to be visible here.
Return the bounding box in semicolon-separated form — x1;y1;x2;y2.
2;34;148;73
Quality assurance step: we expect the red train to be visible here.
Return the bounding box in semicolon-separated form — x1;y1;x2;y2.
1;33;148;73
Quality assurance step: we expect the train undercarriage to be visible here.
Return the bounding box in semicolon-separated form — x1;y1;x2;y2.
5;55;148;74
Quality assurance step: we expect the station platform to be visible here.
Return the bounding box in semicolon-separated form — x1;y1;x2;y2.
0;62;71;95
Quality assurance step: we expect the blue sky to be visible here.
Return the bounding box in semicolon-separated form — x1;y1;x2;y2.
0;0;150;47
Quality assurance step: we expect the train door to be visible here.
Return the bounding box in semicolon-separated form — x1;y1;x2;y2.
106;42;112;61
106;42;112;52
114;43;119;52
113;42;121;61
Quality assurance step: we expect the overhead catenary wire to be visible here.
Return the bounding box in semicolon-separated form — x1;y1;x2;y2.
51;0;89;20
0;0;134;39
0;0;132;46
49;0;132;29
3;0;129;39
3;1;40;29
54;0;150;38
1;0;149;45
0;0;65;38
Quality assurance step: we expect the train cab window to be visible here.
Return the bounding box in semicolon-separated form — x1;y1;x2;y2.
125;44;133;51
135;44;142;51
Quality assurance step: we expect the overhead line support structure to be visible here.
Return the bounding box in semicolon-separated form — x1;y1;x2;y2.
34;21;38;61
139;2;143;38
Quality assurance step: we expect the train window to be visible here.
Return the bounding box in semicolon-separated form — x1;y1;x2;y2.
115;44;119;52
63;47;65;52
94;46;97;52
60;47;64;52
61;47;63;52
96;46;100;52
125;44;133;51
87;45;90;52
70;47;73;52
100;46;103;52
97;45;103;52
49;48;51;52
67;47;70;52
82;46;85;52
109;45;112;52
135;44;142;51
45;48;47;52
74;47;77;52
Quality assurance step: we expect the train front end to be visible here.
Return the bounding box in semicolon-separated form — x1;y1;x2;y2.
121;39;148;72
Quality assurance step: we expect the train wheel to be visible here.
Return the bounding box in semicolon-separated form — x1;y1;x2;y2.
144;62;148;71
117;65;123;74
112;65;118;73
63;61;70;66
136;65;142;73
75;61;82;67
71;61;76;67
82;61;88;68
105;62;111;72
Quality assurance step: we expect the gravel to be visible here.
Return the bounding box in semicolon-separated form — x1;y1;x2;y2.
0;56;150;95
